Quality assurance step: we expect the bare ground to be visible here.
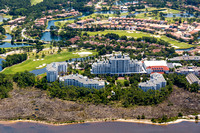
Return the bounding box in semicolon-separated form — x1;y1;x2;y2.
0;85;200;123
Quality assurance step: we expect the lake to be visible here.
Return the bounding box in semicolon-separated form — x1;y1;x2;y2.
0;121;199;133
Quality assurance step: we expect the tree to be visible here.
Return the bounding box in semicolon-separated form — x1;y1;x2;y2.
141;114;145;119
178;113;183;117
124;80;130;87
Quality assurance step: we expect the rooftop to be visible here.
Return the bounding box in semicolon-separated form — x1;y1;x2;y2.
144;60;167;67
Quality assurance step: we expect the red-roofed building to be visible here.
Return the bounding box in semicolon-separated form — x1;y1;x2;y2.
146;66;169;74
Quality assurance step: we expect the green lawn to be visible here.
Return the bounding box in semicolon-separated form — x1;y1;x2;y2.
87;30;193;49
161;8;181;14
136;7;181;14
3;25;11;34
55;20;74;27
31;0;43;5
2;49;97;74
136;7;166;12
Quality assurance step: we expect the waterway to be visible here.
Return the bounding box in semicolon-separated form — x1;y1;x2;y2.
0;58;5;71
0;42;31;48
175;47;194;51
0;121;199;133
163;13;194;18
0;15;8;22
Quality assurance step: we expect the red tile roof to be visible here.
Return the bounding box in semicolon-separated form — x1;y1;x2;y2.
146;66;169;71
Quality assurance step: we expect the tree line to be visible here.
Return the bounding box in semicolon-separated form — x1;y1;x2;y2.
2;53;27;68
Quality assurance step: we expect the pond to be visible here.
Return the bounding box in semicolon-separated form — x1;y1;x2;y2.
5;34;12;39
0;42;31;48
175;47;194;52
40;32;62;42
163;13;194;18
0;15;8;22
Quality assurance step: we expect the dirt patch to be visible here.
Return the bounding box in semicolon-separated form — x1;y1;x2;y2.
0;86;199;122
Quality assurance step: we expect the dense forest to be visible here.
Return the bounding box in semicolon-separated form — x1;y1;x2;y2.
2;53;27;68
0;74;13;99
0;0;93;18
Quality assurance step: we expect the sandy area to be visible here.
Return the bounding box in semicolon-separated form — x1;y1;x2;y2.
73;52;92;56
151;35;161;38
0;118;197;126
36;63;46;69
171;44;180;48
127;31;133;33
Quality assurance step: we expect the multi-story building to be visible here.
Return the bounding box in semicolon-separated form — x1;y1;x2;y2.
175;66;200;76
139;73;167;91
91;54;145;75
46;62;67;82
143;60;169;74
186;73;200;85
169;55;200;61
59;74;105;89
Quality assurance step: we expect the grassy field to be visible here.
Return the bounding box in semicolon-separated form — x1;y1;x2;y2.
136;7;181;14
161;8;181;14
31;0;43;5
3;25;11;34
2;49;97;74
136;7;166;12
87;30;193;49
55;20;74;27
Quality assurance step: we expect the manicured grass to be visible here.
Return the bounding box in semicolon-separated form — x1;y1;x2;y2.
3;25;11;34
0;22;2;25
161;8;181;14
136;7;166;12
31;0;43;5
136;7;181;14
55;20;74;27
86;30;193;49
2;49;97;74
2;14;12;19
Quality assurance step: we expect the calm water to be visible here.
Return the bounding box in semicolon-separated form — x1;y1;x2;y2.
0;121;199;133
40;32;62;42
0;42;31;48
175;47;194;51
30;68;46;75
0;58;5;71
164;13;194;18
0;15;8;22
5;34;12;39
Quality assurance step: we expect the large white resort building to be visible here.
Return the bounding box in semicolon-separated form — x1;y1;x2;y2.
91;54;145;75
46;62;68;82
139;73;167;92
59;74;105;89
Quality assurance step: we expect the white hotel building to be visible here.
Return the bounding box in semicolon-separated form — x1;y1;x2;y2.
46;62;68;82
91;54;145;75
139;73;167;91
59;74;105;89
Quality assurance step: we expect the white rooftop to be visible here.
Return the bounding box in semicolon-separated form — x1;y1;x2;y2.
144;60;167;67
